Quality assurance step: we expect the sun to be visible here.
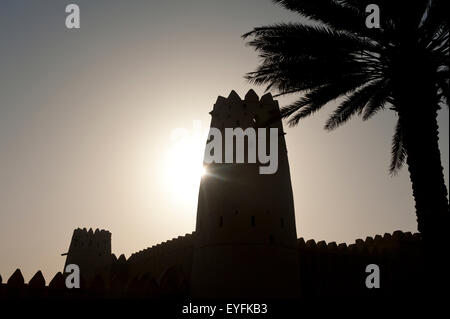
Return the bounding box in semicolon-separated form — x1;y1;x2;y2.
162;133;206;205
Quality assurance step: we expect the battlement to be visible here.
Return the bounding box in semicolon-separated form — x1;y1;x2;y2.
66;227;111;257
123;229;421;266
298;230;421;255
127;232;195;263
209;90;282;130
72;227;111;237
296;230;423;297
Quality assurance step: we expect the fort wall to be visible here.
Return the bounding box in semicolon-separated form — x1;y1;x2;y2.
126;232;195;285
1;230;423;298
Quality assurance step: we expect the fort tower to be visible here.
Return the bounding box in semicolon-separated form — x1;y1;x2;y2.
63;228;112;282
190;90;300;298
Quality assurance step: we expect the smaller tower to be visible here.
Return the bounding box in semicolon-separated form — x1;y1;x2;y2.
63;228;112;281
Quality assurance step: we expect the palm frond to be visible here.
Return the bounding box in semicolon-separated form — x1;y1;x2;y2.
243;23;377;55
390;120;407;175
282;74;368;126
362;80;391;120
272;0;365;35
243;23;378;96
325;80;382;130
420;0;449;37
245;57;364;95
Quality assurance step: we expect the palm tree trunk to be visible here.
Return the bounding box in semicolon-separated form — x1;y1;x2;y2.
399;104;449;294
393;45;450;291
400;108;449;246
392;48;449;246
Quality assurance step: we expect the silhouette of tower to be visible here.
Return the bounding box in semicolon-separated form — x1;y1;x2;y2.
190;89;300;298
63;228;112;281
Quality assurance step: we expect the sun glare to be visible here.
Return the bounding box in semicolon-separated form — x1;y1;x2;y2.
162;133;206;205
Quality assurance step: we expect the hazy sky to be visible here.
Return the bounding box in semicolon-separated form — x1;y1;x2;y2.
0;0;448;282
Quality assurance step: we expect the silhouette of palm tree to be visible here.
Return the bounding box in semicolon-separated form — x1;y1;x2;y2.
243;0;448;246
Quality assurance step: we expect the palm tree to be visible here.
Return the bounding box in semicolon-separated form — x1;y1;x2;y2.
243;0;449;247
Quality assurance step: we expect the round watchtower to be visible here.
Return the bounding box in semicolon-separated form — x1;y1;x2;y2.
190;90;300;298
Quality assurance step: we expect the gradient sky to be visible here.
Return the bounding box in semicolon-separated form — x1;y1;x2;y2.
0;0;448;282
